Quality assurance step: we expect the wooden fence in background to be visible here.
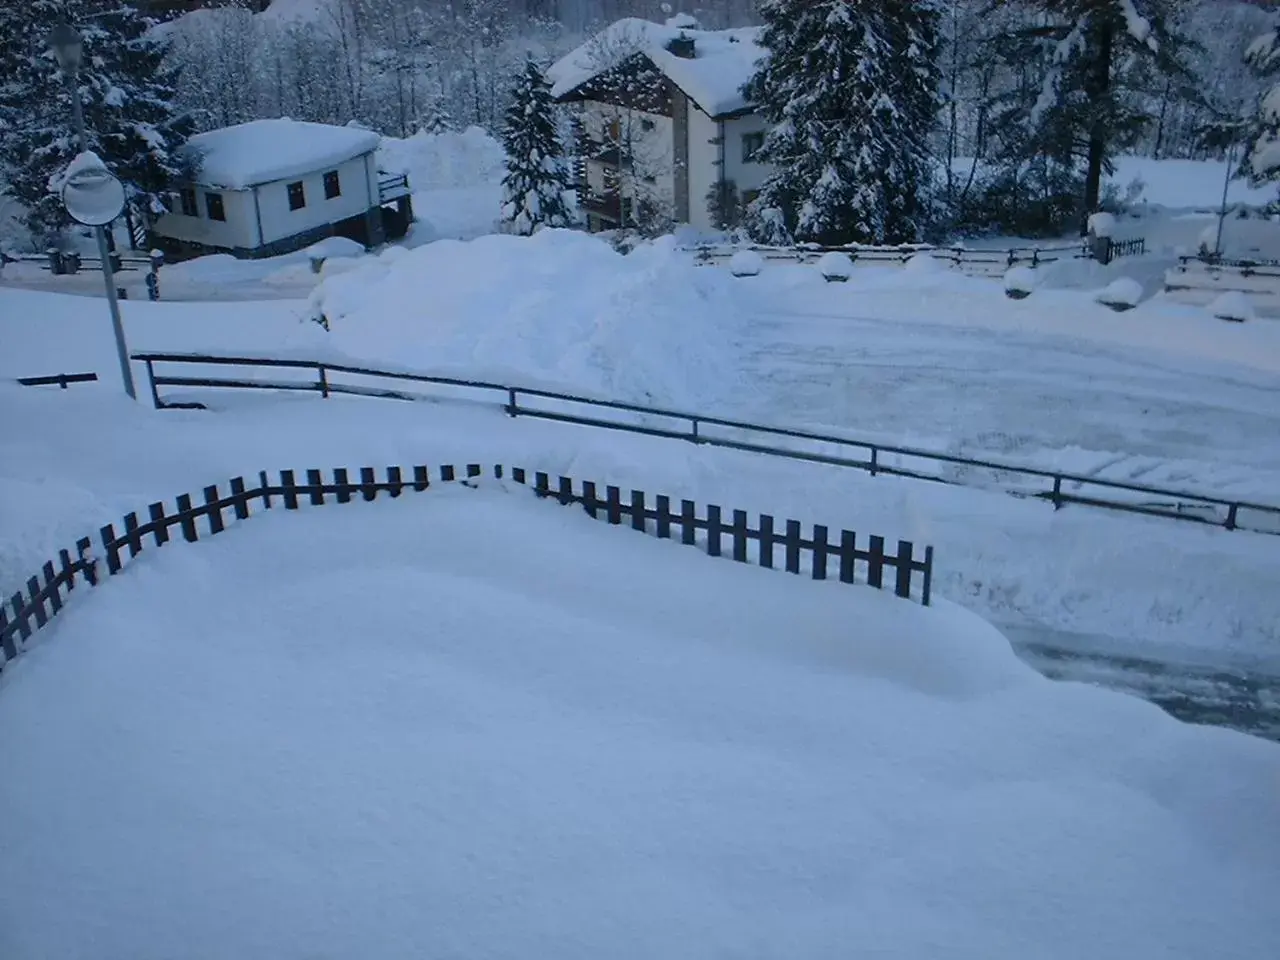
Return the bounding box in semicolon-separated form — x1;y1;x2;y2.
0;463;934;676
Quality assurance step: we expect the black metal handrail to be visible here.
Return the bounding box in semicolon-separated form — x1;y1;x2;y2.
131;352;1280;537
16;372;99;388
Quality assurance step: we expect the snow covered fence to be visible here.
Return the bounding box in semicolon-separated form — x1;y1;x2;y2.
1164;256;1280;314
0;462;935;676
690;241;1093;278
133;352;1280;538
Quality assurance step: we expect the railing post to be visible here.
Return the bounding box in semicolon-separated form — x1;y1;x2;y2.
869;447;878;477
922;546;934;607
1052;475;1063;510
506;388;518;417
144;358;161;409
318;364;329;399
1226;503;1238;531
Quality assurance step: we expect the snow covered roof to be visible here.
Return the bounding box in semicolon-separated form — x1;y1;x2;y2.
548;17;764;119
185;119;381;190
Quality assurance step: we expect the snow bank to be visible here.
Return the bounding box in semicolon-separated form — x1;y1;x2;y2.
1209;291;1255;323
314;230;744;408
377;126;505;190
0;487;1276;958
1095;277;1144;310
904;252;944;273
730;250;764;277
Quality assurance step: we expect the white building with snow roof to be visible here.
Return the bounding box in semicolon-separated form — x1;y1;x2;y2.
150;118;413;259
548;16;773;234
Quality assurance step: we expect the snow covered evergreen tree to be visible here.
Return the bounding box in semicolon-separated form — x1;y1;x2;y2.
1241;21;1280;186
984;0;1193;234
743;0;942;246
0;0;194;246
500;57;571;235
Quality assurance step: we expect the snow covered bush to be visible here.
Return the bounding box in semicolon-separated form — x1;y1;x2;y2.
499;58;571;236
730;250;764;278
1209;291;1255;323
816;252;854;283
1004;266;1037;300
1095;278;1144;312
904;253;944;274
1087;211;1117;239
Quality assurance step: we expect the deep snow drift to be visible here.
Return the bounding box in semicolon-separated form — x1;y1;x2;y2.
0;486;1276;959
313;230;744;408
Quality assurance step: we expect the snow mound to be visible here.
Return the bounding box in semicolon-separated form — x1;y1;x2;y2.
1208;291;1255;323
1004;266;1037;297
1095;277;1144;310
816;251;854;282
1088;211;1118;238
1;489;1277;958
377;126;506;189
904;252;944;273
730;250;764;277
314;229;743;408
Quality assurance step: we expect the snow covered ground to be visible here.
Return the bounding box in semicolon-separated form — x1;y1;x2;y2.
1;481;1278;959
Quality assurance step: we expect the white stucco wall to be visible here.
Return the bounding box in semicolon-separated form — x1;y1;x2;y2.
256;153;377;246
151;186;257;249
722;113;773;194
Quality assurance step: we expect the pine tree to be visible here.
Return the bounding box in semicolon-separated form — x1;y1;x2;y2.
1241;20;1280;186
500;57;572;236
986;0;1193;234
743;0;942;246
0;0;194;246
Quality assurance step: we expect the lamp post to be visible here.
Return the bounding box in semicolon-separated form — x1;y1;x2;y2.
49;21;136;400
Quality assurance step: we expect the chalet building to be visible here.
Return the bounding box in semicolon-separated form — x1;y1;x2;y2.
150;119;413;260
548;17;774;234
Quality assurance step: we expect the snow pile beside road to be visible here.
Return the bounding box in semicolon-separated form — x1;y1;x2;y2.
315;230;744;408
377;126;505;189
1;487;1276;958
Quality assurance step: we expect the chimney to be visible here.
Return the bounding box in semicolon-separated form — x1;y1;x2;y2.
666;34;696;59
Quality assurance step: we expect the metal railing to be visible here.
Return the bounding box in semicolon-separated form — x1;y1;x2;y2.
132;352;1280;538
16;372;99;389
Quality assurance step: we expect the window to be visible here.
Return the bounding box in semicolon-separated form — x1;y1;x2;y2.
640;118;655;132
607;118;621;142
205;192;226;221
742;132;765;163
287;180;306;211
323;170;341;200
178;187;198;218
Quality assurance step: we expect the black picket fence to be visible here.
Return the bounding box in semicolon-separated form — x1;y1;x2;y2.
689;241;1090;277
132;352;1280;538
0;463;933;675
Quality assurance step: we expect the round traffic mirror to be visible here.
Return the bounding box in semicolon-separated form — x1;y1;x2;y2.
62;167;126;226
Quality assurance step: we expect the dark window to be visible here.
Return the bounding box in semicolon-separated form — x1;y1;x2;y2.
640;118;655;132
323;170;341;199
178;187;198;217
742;132;765;163
742;188;761;208
205;192;226;221
287;180;306;211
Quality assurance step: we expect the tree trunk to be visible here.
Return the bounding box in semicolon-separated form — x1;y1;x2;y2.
1082;15;1113;234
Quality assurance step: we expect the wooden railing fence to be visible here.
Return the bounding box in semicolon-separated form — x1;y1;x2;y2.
131;353;1280;538
0;463;934;676
15;372;98;389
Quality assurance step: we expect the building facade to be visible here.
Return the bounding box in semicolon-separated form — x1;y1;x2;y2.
549;18;774;235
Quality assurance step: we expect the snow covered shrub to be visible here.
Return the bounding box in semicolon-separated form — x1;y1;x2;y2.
1004;266;1036;300
706;180;743;232
1209;291;1254;323
1095;278;1143;312
904;253;944;274
730;250;764;278
816;252;854;282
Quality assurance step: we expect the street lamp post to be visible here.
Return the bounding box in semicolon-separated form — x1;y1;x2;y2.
49;21;136;400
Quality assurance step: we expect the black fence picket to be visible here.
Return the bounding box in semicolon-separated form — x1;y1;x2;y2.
1;461;935;678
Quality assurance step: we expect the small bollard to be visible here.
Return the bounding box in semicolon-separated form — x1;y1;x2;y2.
63;252;81;274
108;251;122;272
47;248;64;275
147;249;163;301
117;286;128;300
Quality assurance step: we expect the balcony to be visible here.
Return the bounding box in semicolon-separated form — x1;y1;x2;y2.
377;171;411;203
580;193;631;223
